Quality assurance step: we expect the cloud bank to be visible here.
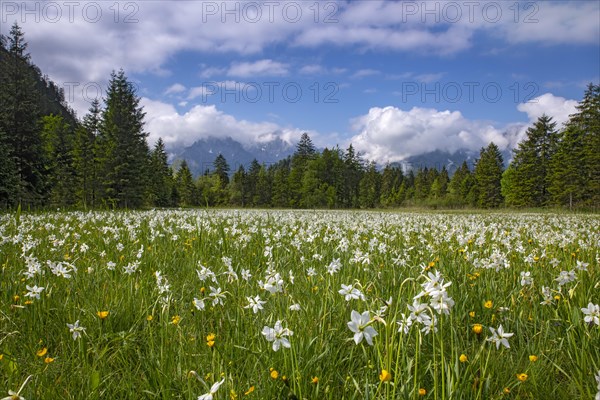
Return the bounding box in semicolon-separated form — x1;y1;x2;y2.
350;93;578;164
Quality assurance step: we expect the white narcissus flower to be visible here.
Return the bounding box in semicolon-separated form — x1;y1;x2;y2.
197;378;225;400
338;284;365;301
66;320;86;340
486;325;514;350
347;310;377;346
25;285;44;300
245;295;266;314
209;286;226;306
581;302;599;326
262;320;293;351
193;298;205;311
1;390;26;400
520;271;533;286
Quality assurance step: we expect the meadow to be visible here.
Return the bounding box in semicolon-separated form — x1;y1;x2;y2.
0;209;598;399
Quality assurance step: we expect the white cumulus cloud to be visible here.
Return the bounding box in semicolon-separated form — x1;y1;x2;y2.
350;106;508;164
141;98;318;150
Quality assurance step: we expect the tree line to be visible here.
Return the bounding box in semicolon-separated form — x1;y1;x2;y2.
0;23;598;210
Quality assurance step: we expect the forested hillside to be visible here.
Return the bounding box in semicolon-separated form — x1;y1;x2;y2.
1;23;598;210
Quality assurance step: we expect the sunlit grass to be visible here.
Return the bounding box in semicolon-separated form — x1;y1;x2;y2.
0;210;598;399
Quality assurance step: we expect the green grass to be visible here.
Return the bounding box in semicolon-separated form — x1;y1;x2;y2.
0;210;598;399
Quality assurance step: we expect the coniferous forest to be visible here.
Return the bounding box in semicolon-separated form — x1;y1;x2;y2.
1;24;598;211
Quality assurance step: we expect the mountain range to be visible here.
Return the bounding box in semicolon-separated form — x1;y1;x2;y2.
171;136;512;177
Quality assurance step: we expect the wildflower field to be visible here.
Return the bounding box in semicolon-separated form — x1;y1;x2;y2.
0;210;598;399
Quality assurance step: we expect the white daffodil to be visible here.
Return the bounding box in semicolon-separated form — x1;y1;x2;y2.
245;295;266;314
197;378;225;400
486;325;514;350
1;390;26;400
193;297;205;311
408;300;431;325
520;271;533;286
262;320;293;351
555;270;576;286
241;269;252;281
347;310;377;346
66;320;86;340
24;285;44;300
209;286;226;306
397;313;413;334
326;259;341;275
338;284;365;301
581;302;600;326
196;266;217;283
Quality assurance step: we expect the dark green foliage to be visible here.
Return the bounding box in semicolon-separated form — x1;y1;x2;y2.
149;138;174;207
73;100;101;208
41;114;77;207
0;23;44;206
97;69;150;208
547;83;600;208
213;154;230;185
175;160;196;207
503;115;558;207
474;142;504;208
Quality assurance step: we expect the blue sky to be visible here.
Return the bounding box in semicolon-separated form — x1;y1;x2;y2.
1;0;598;162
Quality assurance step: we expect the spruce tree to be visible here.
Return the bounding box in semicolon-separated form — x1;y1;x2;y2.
504;115;558;207
41;114;76;207
213;154;230;185
98;69;149;208
74;99;101;208
0;23;44;205
474;142;504;208
229;165;246;206
0;126;17;207
149;138;173;207
358;162;380;208
548;84;600;208
175;160;195;206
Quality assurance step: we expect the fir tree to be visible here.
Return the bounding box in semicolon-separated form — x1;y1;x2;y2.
74;99;101;208
474;142;504;208
149;138;173;207
41;114;76;207
98;69;149;208
0;23;44;205
504;115;558;207
213;154;230;185
175;160;195;206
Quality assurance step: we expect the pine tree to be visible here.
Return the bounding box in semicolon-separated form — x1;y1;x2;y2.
294;132;316;161
245;159;262;206
213;154;230;185
504;115;558;207
98;69;149;208
149;138;173;207
0;23;44;205
255;165;272;207
548;84;600;208
229;165;246;206
358;162;380;208
0;125;18;208
379;164;403;207
429;167;449;201
41;114;76;207
74;99;101;208
474;142;504;208
343;144;363;207
175;160;195;206
271;160;291;207
289;133;317;207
